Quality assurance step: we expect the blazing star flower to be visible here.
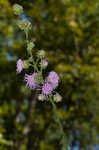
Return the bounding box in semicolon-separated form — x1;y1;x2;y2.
16;59;23;73
24;72;39;89
42;83;53;95
47;71;59;88
40;58;48;69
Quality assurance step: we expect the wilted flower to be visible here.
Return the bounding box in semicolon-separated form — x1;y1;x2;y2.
24;72;39;89
16;59;23;73
40;58;48;69
42;83;53;95
13;4;23;16
53;93;62;102
47;71;59;88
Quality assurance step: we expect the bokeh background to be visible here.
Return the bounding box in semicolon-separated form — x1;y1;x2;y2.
0;0;99;150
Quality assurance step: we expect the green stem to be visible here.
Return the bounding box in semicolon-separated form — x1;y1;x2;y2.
25;29;39;73
25;29;28;41
50;97;67;150
40;66;43;76
32;58;39;73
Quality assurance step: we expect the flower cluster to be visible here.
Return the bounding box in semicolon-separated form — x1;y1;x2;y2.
14;4;62;103
16;56;61;102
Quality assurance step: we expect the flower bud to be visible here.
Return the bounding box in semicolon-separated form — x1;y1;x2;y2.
16;59;30;73
27;42;35;51
40;58;48;69
17;19;32;31
34;74;42;84
38;94;45;101
13;4;23;16
23;60;29;69
53;93;62;102
37;50;46;59
16;59;23;73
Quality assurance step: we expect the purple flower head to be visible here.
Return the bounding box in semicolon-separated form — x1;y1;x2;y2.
40;58;48;68
16;59;23;73
42;83;53;95
24;72;39;89
47;71;60;88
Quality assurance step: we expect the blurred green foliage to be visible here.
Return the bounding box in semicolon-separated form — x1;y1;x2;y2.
0;0;99;150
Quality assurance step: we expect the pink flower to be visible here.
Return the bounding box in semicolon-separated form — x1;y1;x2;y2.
42;83;53;95
24;72;39;89
46;71;59;88
16;59;23;73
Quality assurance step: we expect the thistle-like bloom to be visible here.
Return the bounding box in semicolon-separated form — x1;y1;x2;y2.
16;59;23;73
24;72;39;89
47;71;59;88
42;83;53;95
